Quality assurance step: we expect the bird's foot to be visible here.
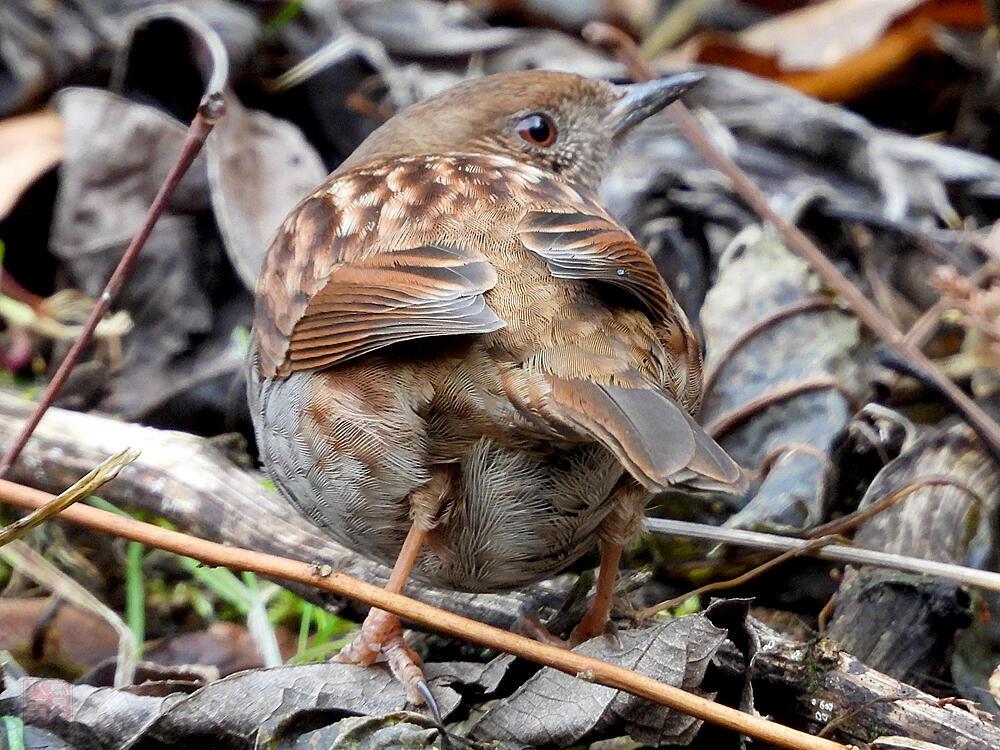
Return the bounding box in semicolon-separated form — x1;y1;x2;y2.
334;608;437;713
568;607;613;647
517;611;614;649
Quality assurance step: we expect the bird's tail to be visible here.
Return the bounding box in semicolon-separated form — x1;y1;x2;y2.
548;378;747;496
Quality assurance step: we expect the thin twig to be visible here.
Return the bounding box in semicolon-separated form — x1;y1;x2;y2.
909;262;999;348
747;442;833;509
583;21;1000;464
0;478;847;750
0;30;227;479
879;260;1000;394
806;475;985;539
0;448;139;547
643;518;1000;592
702;297;842;398
705;376;860;439
642;475;988;616
670;97;1000;458
756;442;834;482
640;535;842;618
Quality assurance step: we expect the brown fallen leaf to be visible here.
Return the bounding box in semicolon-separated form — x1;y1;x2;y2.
470;615;726;746
0;663;473;748
0;597;118;675
143;621;297;677
0;599;296;680
0;109;64;221
737;0;927;71
671;0;987;101
206;92;327;290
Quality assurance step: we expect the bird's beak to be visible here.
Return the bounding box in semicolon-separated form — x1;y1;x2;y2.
608;72;704;137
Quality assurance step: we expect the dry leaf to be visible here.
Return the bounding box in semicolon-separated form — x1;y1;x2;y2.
143;622;297;677
674;0;987;101
0;662;475;747
0;109;64;221
470;616;726;746
0;597;118;675
699;235;867;531
738;0;926;71
206;92;327;290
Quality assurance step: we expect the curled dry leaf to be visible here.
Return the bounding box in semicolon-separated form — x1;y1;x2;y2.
287;712;441;750
699;235;868;531
49;86;251;423
838;422;1000;703
731;0;928;71
206;92;327;290
0;1;114;116
831;422;1000;694
343;0;533;58
602;66;1000;277
0;597;118;676
50;86;213;353
670;0;988;100
0;661;492;747
0;109;64;221
142;622;297;678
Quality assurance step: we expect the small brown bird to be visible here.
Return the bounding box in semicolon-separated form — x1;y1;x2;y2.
248;70;745;705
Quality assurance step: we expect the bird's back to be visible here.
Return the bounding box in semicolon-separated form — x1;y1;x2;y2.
250;151;741;591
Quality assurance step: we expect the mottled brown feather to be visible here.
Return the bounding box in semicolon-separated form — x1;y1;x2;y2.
518;210;674;322
255;154;603;378
285;244;505;371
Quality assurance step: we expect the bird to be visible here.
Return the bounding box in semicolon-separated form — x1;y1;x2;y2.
247;69;746;707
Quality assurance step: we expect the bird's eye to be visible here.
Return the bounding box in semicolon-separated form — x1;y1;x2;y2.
515;113;557;147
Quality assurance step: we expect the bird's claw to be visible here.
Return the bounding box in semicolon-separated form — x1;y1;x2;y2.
334;608;438;714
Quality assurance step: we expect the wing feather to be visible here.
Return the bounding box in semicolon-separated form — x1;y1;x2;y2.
519;208;703;413
519;209;674;322
523;209;743;493
282;244;504;371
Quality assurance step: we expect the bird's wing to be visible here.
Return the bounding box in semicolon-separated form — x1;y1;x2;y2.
253;164;506;377
519;207;745;494
256;238;502;377
283;243;502;374
519;209;674;321
519;207;702;410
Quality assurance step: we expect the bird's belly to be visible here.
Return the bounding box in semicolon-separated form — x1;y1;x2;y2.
417;439;623;591
248;358;625;592
333;439;624;592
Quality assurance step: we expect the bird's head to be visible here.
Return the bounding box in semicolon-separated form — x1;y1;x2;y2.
339;70;702;190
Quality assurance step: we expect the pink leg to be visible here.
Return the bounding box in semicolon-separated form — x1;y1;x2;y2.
569;541;623;646
334;523;430;705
